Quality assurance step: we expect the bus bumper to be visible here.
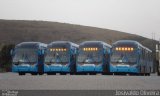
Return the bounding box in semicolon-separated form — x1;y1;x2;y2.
76;64;103;73
44;64;70;73
12;65;38;72
110;65;139;73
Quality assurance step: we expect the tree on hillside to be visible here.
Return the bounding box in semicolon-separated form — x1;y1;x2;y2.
0;44;15;72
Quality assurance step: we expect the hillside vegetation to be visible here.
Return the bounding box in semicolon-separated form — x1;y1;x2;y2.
0;19;155;50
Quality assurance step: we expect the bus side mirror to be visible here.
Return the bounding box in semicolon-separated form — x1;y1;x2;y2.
41;50;45;54
107;49;111;54
38;49;45;55
77;49;79;54
38;49;41;55
10;49;15;57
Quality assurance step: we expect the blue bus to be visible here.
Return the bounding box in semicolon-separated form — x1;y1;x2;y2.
76;41;111;75
110;40;153;76
11;42;47;75
44;41;79;75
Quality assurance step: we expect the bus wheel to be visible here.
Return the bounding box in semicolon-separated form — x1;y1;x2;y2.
70;73;75;75
76;73;87;75
47;73;56;75
102;73;108;75
145;73;150;76
129;73;136;76
139;73;145;76
39;73;44;75
89;73;96;75
114;73;124;75
144;73;149;76
82;73;87;75
75;73;81;75
19;72;25;75
31;73;38;75
60;73;67;75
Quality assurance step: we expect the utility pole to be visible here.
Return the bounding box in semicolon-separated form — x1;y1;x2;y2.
152;32;156;73
156;38;160;75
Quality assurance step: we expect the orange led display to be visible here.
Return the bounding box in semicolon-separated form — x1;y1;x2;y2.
50;48;67;51
83;47;98;51
115;47;134;51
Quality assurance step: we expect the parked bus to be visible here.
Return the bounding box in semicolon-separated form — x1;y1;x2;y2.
110;40;153;75
44;41;79;75
76;41;111;75
11;42;47;75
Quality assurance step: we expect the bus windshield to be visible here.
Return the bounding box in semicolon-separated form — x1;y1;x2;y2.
13;48;38;63
45;49;69;63
78;50;102;63
111;51;137;64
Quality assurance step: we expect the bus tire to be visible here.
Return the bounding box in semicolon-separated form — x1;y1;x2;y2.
76;73;87;75
102;73;108;75
89;73;96;75
144;73;148;76
140;73;144;76
19;72;25;75
31;73;38;75
60;73;67;75
70;73;75;75
75;73;81;75
39;73;43;75
129;73;137;76
47;73;56;75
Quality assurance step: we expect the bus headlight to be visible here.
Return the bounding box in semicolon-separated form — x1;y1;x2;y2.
131;64;138;68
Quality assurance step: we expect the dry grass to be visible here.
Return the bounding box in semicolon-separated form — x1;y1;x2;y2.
0;19;155;50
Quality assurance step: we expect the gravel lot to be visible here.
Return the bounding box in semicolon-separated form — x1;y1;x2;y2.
0;72;160;90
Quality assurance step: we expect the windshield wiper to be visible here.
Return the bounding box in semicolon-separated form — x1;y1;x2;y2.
49;53;56;63
25;54;32;65
56;54;63;63
49;53;63;63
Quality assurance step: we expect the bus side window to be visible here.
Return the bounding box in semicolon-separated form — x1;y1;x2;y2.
149;54;150;63
148;53;149;62
143;49;145;61
142;49;144;61
139;49;142;61
146;51;148;62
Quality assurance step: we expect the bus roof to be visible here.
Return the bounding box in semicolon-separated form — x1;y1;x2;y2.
80;41;111;48
16;42;47;48
113;40;152;52
48;41;79;48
